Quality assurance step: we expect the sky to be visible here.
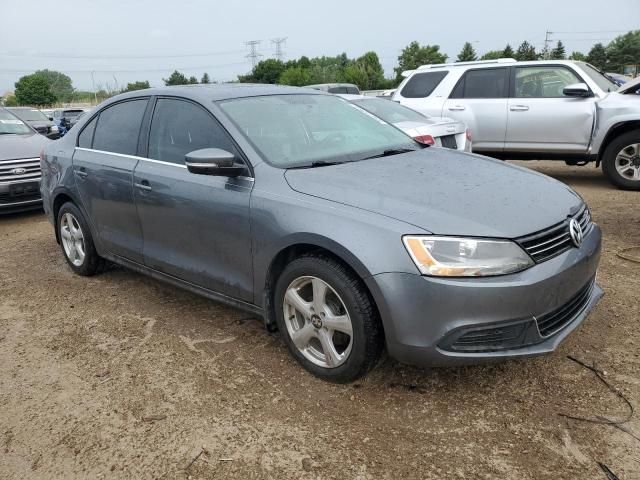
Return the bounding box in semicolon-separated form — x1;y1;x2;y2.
1;0;638;94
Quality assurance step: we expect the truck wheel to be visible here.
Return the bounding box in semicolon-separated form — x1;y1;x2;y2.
274;253;383;383
602;131;640;190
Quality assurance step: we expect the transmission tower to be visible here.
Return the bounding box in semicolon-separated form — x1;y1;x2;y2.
245;40;263;68
271;37;287;61
543;30;554;59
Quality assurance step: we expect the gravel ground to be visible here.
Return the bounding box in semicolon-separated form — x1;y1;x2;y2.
0;161;639;479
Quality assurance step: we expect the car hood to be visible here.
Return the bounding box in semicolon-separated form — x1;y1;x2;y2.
26;120;54;129
0;133;50;161
284;149;583;238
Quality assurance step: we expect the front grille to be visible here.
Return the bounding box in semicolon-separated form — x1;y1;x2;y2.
440;135;457;149
0;191;41;204
536;278;595;337
516;205;593;263
447;321;532;352
0;158;41;183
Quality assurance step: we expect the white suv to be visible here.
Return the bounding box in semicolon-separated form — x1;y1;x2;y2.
393;59;640;190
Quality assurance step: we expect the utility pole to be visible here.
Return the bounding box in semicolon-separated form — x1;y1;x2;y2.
544;30;553;59
245;40;262;68
91;71;97;104
271;37;287;61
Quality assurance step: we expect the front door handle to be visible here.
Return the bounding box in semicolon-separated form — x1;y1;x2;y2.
134;180;152;191
74;167;88;178
448;105;466;111
510;105;530;111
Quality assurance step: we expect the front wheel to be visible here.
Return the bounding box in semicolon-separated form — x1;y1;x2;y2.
274;254;383;383
57;202;104;276
602;131;640;190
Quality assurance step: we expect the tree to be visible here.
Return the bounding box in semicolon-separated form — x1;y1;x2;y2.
33;69;73;102
122;81;150;92
201;72;211;84
14;74;57;105
587;43;608;70
457;42;477;62
606;30;640;72
481;50;503;60
515;41;537;61
395;42;447;81
2;94;18;106
278;66;312;86
188;76;198;84
569;51;586;61
163;70;190;86
345;51;386;89
239;59;286;84
503;44;515;58
550;40;566;60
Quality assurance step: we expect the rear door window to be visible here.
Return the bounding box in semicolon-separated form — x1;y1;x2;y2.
92;99;148;155
78;116;97;148
147;98;238;165
450;68;509;98
400;71;448;98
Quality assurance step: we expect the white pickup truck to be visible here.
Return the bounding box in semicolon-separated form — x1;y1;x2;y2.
393;59;640;190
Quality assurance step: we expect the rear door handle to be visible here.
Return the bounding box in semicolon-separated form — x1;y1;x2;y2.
134;179;152;191
448;105;466;111
510;105;529;111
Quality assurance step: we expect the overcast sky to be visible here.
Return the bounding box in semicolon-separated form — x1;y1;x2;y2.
1;0;638;94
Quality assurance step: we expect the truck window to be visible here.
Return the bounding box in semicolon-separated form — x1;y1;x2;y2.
400;71;448;98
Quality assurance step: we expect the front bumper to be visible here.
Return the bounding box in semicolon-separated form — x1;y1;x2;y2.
0;179;42;214
365;224;603;367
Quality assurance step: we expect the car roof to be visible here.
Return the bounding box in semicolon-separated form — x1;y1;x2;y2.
336;94;367;101
404;59;589;77
114;83;326;103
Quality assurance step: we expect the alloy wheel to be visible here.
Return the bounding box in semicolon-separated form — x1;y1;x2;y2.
615;143;640;182
60;212;86;267
282;276;353;369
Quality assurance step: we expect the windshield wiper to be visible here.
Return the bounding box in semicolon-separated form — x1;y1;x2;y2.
289;160;345;169
362;148;419;160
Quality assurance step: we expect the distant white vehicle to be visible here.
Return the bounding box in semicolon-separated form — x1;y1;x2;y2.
340;94;471;152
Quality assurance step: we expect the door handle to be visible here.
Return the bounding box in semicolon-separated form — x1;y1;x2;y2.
510;105;530;111
448;105;466;111
134;180;152;191
74;167;88;178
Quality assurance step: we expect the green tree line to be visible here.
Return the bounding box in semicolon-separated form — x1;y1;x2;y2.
3;30;639;107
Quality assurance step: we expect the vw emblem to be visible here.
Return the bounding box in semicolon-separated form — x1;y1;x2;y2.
569;218;583;248
11;167;27;175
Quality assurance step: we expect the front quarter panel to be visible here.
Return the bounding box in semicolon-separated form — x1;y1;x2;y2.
591;93;640;153
250;164;428;307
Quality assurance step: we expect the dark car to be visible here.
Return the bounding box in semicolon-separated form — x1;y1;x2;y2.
51;108;85;135
0;108;50;213
7;107;59;139
41;85;602;382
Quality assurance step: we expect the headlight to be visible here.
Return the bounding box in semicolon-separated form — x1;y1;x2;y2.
403;236;533;277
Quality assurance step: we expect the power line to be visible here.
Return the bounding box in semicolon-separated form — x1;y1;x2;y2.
244;40;262;68
271;37;287;61
0;61;247;74
0;49;246;60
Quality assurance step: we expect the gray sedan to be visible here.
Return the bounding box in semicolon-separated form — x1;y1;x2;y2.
40;85;603;382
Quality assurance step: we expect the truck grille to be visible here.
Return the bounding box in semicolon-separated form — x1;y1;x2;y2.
0;158;42;183
439;135;457;149
516;205;593;263
536;278;595;337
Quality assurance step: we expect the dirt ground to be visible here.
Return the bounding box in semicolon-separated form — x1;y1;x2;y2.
0;161;639;480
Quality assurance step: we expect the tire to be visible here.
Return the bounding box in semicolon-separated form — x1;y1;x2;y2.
601;130;640;190
56;202;104;276
274;253;383;383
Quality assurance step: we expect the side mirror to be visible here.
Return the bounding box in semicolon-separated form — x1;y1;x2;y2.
563;83;592;98
185;148;245;177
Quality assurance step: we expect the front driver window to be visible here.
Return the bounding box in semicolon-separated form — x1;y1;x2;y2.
515;66;581;98
148;98;237;165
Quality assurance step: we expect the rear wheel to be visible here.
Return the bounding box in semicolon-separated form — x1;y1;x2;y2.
57;202;104;276
274;254;383;383
602;131;640;190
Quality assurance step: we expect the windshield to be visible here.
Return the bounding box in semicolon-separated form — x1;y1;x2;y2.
10;108;49;121
0;110;32;135
351;97;427;124
218;94;417;168
577;62;618;93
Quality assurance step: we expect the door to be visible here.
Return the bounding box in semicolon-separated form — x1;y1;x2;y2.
72;99;148;262
505;65;595;153
442;67;509;152
133;97;254;301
